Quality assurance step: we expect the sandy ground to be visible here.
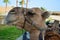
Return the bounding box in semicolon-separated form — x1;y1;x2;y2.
50;15;60;21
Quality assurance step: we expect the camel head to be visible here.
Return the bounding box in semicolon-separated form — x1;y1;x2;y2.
5;7;50;32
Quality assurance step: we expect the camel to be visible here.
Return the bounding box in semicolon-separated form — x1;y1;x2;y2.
45;20;60;40
5;7;50;40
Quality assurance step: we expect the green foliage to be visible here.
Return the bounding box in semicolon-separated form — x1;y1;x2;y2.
3;0;9;3
19;1;22;5
0;25;25;40
19;0;25;5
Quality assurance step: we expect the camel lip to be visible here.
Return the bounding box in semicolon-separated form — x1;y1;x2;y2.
6;21;19;26
5;21;14;26
6;23;17;26
6;22;13;26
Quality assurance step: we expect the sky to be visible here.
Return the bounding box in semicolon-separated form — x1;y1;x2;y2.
0;0;60;11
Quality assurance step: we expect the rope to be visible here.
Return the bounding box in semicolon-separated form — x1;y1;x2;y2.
21;0;28;40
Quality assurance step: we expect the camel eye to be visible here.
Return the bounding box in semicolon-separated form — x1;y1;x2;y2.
10;12;15;14
10;10;16;14
27;11;36;16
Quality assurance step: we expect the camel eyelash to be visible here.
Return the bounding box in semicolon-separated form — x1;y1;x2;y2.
27;11;36;16
10;12;15;14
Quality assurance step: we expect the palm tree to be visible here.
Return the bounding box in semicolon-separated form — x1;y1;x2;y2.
26;0;28;8
19;0;25;7
16;0;18;7
19;0;28;8
3;0;9;13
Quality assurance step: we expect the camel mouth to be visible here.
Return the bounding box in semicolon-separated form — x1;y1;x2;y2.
5;20;17;26
5;21;14;26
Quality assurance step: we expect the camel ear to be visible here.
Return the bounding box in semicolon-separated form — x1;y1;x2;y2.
42;11;50;19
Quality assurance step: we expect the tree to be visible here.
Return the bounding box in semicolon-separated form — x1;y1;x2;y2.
3;0;9;13
16;0;18;7
19;0;25;7
26;0;28;8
